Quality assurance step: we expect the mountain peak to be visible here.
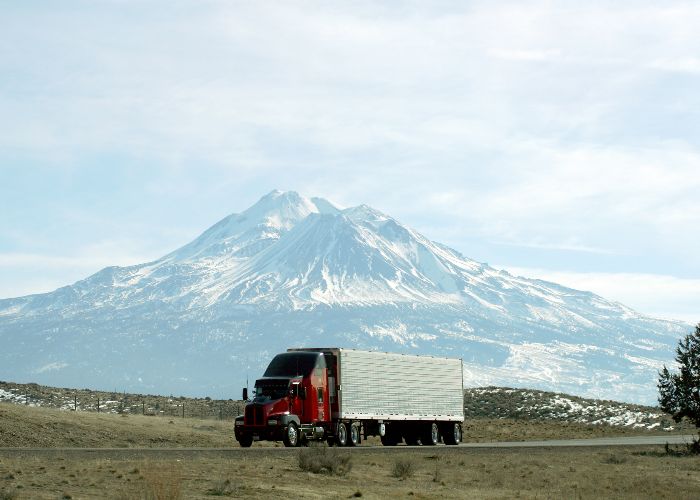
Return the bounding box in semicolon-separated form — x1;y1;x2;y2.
245;190;338;224
164;190;340;262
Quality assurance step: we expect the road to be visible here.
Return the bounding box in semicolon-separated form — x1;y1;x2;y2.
460;434;696;448
0;434;695;458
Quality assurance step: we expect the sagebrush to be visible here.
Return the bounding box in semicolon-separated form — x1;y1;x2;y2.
298;445;352;476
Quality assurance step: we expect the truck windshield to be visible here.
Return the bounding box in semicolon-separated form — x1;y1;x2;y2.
263;352;323;377
253;381;288;403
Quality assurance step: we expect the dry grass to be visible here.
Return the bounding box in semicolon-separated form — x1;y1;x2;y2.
141;462;183;500
1;446;699;499
0;403;242;449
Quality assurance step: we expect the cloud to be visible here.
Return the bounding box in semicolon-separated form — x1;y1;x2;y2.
500;266;700;325
0;1;698;301
0;243;156;299
649;57;700;74
488;48;562;62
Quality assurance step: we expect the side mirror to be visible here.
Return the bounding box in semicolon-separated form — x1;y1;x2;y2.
242;388;248;401
290;384;299;398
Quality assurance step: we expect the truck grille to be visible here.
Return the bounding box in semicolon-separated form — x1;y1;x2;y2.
245;405;264;425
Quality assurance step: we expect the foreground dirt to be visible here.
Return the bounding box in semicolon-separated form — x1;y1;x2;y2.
1;445;699;499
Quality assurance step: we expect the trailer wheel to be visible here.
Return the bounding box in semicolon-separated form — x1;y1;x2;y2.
336;422;348;446
283;422;300;447
237;434;253;448
349;423;360;446
443;423;461;445
422;422;439;446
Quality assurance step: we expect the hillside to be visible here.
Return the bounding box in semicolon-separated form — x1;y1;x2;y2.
0;190;691;404
1;381;691;449
464;387;691;432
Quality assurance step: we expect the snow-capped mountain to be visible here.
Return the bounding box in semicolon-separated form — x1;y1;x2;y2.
0;190;690;404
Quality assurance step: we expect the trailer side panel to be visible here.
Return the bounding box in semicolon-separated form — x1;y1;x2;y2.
337;349;463;421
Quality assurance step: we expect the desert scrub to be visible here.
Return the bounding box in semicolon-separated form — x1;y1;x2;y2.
206;478;237;496
298;445;352;476
391;458;415;480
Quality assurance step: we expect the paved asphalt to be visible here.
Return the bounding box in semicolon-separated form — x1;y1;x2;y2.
0;434;695;458
459;434;696;448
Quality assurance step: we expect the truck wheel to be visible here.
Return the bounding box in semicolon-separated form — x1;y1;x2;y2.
422;422;439;446
336;422;348;446
283;422;300;447
443;423;461;445
349;423;360;446
238;434;253;448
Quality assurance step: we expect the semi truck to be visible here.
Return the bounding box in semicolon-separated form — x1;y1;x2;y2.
234;348;464;447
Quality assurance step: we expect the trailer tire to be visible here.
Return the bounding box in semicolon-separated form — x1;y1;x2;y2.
422;422;439;446
443;423;461;445
283;422;300;447
336;422;349;446
349;423;360;447
238;434;253;448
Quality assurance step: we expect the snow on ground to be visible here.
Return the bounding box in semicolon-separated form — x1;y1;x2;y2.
465;387;673;431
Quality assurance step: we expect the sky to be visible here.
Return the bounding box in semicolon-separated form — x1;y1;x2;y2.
1;1;698;323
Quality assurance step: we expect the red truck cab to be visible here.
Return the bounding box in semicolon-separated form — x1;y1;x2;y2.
234;350;331;447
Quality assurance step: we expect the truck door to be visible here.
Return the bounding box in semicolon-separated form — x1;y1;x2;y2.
310;354;330;423
323;352;338;419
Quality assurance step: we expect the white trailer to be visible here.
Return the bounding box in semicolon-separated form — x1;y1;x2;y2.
335;349;464;421
289;348;464;446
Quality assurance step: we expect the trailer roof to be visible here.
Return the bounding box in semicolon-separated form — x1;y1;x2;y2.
287;347;463;362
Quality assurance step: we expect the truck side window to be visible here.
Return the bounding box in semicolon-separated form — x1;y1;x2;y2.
317;387;323;404
328;376;336;404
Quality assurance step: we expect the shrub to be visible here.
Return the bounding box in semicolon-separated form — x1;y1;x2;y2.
391;459;415;480
298;445;352;476
206;478;236;496
603;455;627;464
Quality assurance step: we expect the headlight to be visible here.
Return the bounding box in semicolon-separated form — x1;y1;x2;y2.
267;419;278;425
